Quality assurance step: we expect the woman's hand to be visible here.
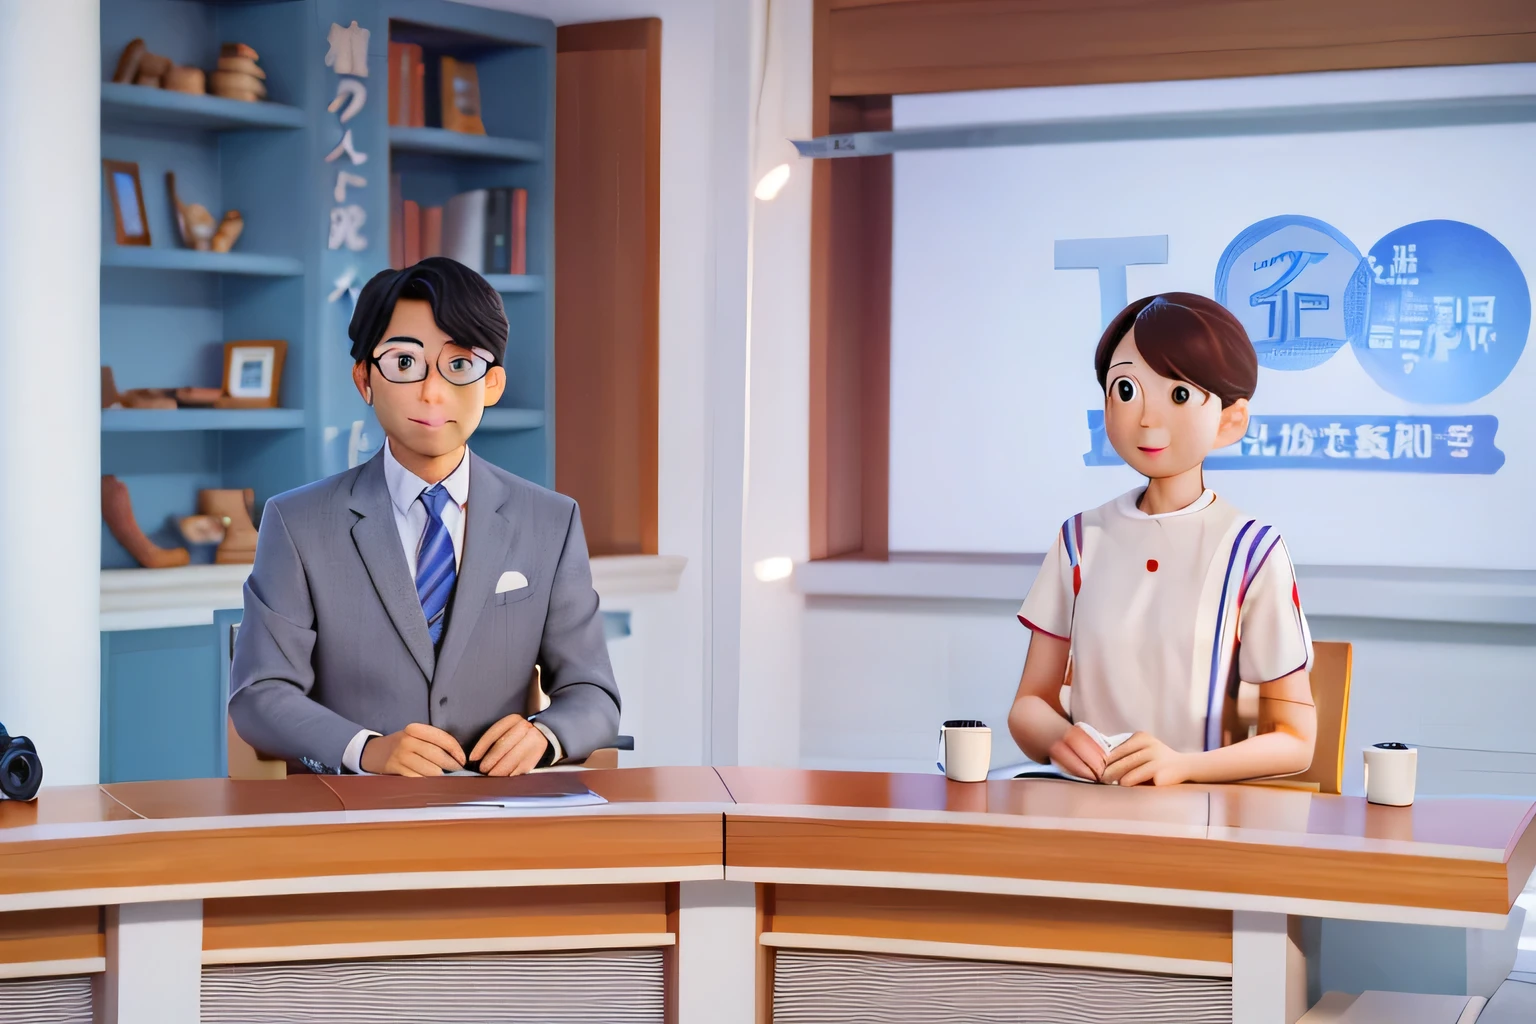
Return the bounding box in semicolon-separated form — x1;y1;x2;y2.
1101;732;1192;786
1047;724;1109;781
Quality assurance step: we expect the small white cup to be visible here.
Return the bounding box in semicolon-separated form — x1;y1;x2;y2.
1363;742;1417;806
937;720;991;783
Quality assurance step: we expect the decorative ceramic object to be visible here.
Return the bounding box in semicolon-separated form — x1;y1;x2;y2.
163;65;206;95
168;172;216;250
178;514;227;546
210;43;268;102
102;476;190;569
120;388;177;410
112;39;147;83
211;210;244;253
101;367;123;410
199;489;259;564
174;387;222;407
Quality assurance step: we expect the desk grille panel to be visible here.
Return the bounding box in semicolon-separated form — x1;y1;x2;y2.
773;950;1231;1023
202;950;663;1023
0;975;92;1023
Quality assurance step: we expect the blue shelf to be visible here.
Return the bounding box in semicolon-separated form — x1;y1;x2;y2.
479;407;545;431
101;82;306;131
102;247;304;276
389;126;543;162
484;274;544;294
102;408;306;432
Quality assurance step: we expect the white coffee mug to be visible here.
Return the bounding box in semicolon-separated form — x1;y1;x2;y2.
937;720;991;783
1363;742;1417;806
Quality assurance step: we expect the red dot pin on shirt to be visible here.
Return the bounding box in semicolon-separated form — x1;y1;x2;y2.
1146;559;1159;572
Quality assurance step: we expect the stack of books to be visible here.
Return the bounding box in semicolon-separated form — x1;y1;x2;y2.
387;42;426;127
390;178;527;274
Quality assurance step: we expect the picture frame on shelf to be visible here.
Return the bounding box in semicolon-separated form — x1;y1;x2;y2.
103;159;150;246
216;340;287;409
440;56;486;135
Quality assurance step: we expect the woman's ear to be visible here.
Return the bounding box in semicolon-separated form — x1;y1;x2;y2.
1214;397;1250;450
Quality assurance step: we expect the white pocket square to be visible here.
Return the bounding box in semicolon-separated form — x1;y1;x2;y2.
495;570;529;594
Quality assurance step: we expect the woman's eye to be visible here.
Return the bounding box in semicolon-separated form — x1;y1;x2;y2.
1172;385;1191;405
448;358;469;372
1115;378;1138;403
393;354;415;370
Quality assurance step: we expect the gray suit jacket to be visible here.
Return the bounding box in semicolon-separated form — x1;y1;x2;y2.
229;450;620;771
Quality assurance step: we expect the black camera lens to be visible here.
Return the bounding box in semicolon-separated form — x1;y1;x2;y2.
0;726;42;802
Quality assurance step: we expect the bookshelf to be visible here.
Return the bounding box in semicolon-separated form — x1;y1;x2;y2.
97;0;558;783
388;126;543;163
100;248;304;276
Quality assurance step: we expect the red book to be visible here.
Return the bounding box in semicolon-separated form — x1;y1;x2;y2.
389;174;403;267
387;42;404;125
410;46;426;127
402;200;421;266
510;188;527;275
422;206;443;260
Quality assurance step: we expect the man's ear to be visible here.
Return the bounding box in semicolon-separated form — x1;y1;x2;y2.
483;364;507;407
351;361;371;404
1214;397;1250;449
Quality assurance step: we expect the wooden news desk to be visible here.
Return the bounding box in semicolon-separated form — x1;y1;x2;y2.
0;768;1531;1024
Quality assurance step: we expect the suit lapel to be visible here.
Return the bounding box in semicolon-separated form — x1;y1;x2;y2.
433;453;520;689
348;453;436;681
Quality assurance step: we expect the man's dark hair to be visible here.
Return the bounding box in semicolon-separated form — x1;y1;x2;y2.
1094;292;1258;409
348;257;509;365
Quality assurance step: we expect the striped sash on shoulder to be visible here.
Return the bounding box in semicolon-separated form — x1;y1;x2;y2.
1202;520;1284;751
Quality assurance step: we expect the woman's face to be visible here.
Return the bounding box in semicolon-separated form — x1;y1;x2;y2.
1103;327;1249;480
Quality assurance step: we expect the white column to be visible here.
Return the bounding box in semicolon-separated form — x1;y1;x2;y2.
1233;911;1309;1024
676;880;757;1023
0;0;101;784
100;900;203;1024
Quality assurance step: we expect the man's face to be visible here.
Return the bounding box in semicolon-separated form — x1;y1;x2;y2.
351;298;506;461
1103;327;1249;480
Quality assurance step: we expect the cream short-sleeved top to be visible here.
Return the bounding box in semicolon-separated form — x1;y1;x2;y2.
1017;488;1313;754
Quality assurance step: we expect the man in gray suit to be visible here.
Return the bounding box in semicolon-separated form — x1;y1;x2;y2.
230;258;619;776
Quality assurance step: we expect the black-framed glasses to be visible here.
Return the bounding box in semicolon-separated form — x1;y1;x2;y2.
369;340;493;386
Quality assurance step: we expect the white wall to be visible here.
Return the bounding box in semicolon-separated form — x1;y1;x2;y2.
458;0;756;765
737;0;812;767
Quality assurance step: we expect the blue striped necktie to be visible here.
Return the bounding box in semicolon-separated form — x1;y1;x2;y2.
415;484;457;645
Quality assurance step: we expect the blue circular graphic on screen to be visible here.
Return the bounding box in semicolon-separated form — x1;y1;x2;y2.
1353;220;1530;404
1215;215;1370;371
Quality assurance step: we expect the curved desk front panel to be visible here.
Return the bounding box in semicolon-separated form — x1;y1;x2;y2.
0;767;1529;1024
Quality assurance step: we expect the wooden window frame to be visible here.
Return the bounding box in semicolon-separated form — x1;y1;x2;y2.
807;0;1536;562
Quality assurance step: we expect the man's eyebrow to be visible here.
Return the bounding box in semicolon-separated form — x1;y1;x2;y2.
376;336;425;348
1108;360;1133;369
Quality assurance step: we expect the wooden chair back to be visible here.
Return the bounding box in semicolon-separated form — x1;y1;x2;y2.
1229;640;1352;794
1294;640;1352;795
227;718;286;780
526;665;620;770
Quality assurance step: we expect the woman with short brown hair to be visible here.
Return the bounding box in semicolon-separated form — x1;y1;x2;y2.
1008;293;1318;786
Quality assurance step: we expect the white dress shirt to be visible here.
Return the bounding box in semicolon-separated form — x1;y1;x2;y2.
341;441;563;772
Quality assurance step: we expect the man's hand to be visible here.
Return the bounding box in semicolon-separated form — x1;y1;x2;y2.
1101;732;1191;787
469;714;549;777
360;723;467;776
1047;724;1109;781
